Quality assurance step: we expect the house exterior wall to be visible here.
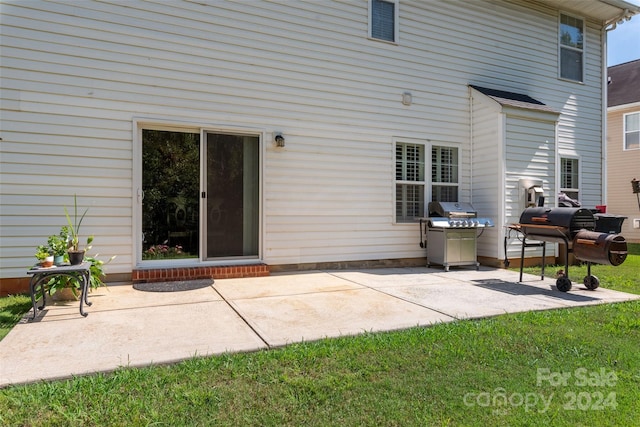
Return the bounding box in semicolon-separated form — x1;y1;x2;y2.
0;0;609;280
470;89;503;260
606;104;640;242
504;114;558;259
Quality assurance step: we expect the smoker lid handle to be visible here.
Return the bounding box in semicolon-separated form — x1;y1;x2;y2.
575;239;597;246
515;224;564;230
531;217;549;223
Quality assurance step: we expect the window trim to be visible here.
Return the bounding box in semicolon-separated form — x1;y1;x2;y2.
558;12;585;83
393;138;460;223
369;0;399;44
132;118;265;267
559;155;581;203
623;111;640;151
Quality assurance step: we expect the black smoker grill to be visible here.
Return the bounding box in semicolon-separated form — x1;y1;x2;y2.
512;207;627;291
419;202;494;271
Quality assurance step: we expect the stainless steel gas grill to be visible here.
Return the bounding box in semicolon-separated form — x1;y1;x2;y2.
510;207;628;292
419;202;494;271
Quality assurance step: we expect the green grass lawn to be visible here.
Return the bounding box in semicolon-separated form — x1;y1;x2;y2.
1;253;638;426
518;244;640;295
0;294;31;341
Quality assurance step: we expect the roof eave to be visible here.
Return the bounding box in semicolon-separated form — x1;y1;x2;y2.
534;0;640;23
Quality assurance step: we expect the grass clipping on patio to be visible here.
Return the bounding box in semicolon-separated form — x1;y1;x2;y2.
1;298;639;426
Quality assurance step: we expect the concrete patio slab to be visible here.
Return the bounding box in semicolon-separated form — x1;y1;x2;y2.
213;271;364;300
0;286;265;386
1;267;638;388
220;286;454;347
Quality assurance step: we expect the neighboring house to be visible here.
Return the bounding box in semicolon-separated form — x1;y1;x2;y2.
607;59;640;243
1;0;638;293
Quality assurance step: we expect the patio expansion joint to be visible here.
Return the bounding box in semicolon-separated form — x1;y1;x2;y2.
211;286;271;349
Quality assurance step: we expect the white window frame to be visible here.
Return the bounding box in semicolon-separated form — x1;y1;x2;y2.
431;145;460;204
132;118;265;267
559;155;580;202
623;111;640;151
558;12;585;83
395;139;426;223
369;0;399;44
393;139;460;223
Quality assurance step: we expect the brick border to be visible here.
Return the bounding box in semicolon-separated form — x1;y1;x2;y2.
131;264;270;283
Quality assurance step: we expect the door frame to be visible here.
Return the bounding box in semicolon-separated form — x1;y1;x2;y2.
133;118;265;268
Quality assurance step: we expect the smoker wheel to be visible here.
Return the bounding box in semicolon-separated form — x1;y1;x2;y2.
556;276;572;292
583;275;600;290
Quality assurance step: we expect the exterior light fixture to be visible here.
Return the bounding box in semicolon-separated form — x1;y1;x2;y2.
402;92;412;106
275;134;285;147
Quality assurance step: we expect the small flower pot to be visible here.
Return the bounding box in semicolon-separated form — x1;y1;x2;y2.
41;256;54;268
68;250;85;265
54;255;65;265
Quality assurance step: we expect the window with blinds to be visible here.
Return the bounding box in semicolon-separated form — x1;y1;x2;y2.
395;142;459;222
560;157;579;200
431;146;459;202
370;0;396;43
396;143;425;222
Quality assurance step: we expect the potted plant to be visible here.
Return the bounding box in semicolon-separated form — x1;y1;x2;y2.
35;245;54;268
48;249;116;300
64;194;93;265
48;229;69;265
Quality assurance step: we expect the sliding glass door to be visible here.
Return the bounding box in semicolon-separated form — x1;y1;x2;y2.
141;128;259;262
205;132;259;258
142;129;200;260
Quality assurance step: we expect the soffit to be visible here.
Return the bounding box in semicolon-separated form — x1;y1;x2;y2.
533;0;639;23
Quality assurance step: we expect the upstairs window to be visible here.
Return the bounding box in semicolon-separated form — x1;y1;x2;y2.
560;157;580;201
559;13;584;82
624;112;640;150
370;0;397;43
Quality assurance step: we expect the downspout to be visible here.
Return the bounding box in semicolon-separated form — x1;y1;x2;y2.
601;24;609;207
469;87;474;204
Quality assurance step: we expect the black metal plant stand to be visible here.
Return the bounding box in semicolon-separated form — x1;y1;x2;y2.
27;262;92;319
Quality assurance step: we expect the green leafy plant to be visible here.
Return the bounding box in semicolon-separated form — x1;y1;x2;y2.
34;245;51;261
47;229;69;257
86;253;116;289
64;194;92;252
45;250;115;297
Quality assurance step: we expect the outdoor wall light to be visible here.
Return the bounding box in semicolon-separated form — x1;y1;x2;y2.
402;92;412;106
275;134;285;147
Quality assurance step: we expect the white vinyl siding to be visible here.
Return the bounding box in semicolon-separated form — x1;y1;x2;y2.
504;117;557;259
0;0;607;277
470;90;503;260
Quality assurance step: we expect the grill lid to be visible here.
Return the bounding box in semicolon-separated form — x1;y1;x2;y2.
428;201;477;218
518;207;595;238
